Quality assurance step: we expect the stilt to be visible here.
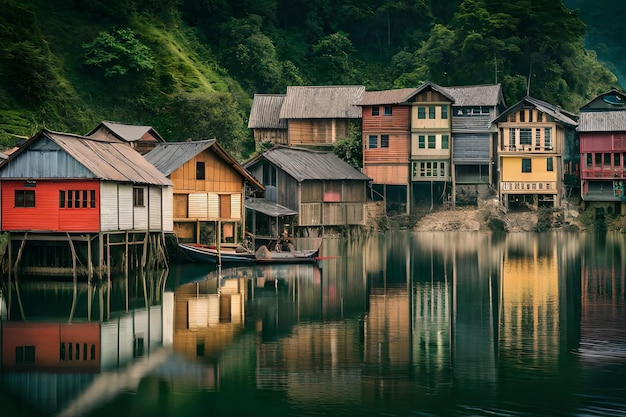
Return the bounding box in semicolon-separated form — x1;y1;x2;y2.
67;232;78;323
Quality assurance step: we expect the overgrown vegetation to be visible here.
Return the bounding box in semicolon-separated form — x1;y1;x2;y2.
0;0;622;161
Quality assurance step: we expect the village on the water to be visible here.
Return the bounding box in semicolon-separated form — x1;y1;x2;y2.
0;82;625;277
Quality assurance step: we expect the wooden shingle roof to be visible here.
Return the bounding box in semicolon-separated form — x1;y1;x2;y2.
248;94;287;129
358;88;418;106
442;84;505;107
245;146;371;183
279;85;365;119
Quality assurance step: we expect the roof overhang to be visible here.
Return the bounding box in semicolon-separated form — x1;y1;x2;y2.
245;198;297;217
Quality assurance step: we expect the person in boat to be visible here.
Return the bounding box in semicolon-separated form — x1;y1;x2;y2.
275;230;295;252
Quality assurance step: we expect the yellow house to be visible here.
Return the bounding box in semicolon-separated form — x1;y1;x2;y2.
494;97;578;209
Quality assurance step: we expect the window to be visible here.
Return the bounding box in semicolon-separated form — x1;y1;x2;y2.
381;135;389;148
520;128;532;146
595;153;602;166
522;158;532;172
368;135;378;149
509;129;516;149
520;110;525;122
417;107;426;119
196;161;205;180
383;106;392;116
428;106;436;119
428;135;436;149
133;187;144;207
537;112;543;122
418;135;425;149
372;106;380;116
60;189;97;209
16;346;35;364
535;129;541;149
604;153;611;166
416;161;446;178
441;106;448;119
15;190;35;208
586;153;592;167
616;153;622;168
544;128;552;149
442;135;449;149
547;157;554;171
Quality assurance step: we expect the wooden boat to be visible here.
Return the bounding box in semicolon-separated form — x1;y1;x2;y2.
178;242;320;265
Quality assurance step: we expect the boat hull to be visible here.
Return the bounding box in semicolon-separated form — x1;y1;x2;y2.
178;243;320;265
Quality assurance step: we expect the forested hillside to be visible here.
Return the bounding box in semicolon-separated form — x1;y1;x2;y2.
0;0;620;160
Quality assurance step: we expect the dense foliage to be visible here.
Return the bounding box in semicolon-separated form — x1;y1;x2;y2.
0;0;620;160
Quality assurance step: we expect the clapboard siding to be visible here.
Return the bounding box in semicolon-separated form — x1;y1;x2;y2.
288;119;349;145
453;133;491;162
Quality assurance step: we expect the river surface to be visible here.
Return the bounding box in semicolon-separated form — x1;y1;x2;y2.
1;231;625;417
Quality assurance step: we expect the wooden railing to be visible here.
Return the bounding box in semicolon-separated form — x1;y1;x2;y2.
299;202;365;226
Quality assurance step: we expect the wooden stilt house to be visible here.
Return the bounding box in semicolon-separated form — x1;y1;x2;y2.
0;129;173;280
144;140;263;246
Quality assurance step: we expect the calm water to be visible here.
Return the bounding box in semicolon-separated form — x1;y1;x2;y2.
1;231;625;417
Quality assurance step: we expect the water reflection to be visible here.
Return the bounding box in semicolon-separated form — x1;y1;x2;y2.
0;232;625;416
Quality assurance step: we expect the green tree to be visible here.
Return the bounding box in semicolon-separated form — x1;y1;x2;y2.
83;28;155;77
333;122;362;169
310;32;358;84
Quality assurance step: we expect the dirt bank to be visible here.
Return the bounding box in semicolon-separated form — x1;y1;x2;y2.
411;200;582;233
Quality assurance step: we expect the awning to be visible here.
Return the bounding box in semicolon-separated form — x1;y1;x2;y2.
245;198;297;217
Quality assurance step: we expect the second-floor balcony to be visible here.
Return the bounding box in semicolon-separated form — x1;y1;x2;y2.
581;167;626;179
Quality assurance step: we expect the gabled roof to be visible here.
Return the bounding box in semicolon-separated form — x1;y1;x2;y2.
248;94;287;129
87;121;166;143
357;88;418;106
580;89;626;111
578;110;626;132
144;140;263;190
0;129;172;185
492;96;578;127
410;81;456;103
279;85;365;119
442;84;505;107
244;146;371;183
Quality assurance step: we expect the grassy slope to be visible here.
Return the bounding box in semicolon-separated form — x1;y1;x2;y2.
0;1;246;149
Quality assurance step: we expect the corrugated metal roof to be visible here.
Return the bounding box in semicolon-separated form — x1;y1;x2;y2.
279;85;365;119
578;111;626;132
245;198;297;216
248;94;287;129
245;146;371;182
87;121;166;143
0;129;172;185
358;88;418;105
442;84;504;107
493;96;578;127
144;140;264;190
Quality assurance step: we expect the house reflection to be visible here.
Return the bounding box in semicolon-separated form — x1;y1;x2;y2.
0;269;169;416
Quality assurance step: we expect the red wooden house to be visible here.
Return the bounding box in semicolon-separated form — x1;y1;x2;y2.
358;88;417;214
578;89;626;215
0;129;173;279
